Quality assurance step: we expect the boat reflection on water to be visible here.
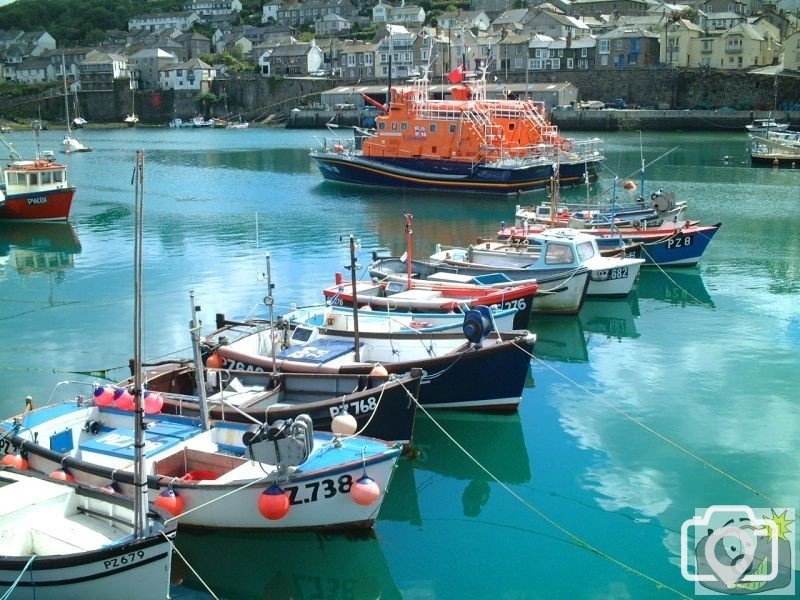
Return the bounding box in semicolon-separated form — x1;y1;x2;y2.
636;268;714;308
409;411;531;518
579;295;641;341
531;315;588;363
172;529;401;600
0;222;81;278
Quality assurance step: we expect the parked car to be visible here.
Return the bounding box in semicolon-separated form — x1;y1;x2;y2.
604;98;628;109
578;100;605;110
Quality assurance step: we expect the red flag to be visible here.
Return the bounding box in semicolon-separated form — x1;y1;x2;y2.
447;65;464;84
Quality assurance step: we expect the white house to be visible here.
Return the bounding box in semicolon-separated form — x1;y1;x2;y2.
129;48;180;90
316;13;352;36
128;11;200;33
184;0;242;18
159;57;216;91
262;1;281;23
373;1;425;25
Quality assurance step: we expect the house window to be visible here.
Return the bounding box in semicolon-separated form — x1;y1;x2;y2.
566;58;573;69
599;40;610;54
615;40;624;51
581;48;587;57
601;55;609;66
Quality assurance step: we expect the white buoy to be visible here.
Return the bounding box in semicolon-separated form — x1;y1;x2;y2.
331;412;357;435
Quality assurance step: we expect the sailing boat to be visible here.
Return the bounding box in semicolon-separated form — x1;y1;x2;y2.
72;90;87;129
0;151;174;598
124;82;138;127
61;56;91;153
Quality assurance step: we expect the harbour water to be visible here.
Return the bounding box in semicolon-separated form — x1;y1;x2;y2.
1;127;798;598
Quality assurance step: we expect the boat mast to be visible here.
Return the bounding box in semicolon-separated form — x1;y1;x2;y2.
189;290;210;431
347;235;361;362
404;213;414;289
264;253;277;377
132;150;148;538
61;54;72;137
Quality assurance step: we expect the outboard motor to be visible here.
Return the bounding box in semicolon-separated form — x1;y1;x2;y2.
242;414;314;469
462;305;494;345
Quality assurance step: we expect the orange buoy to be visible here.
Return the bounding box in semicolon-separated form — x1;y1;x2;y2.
94;385;115;407
49;469;74;482
206;353;223;369
258;483;290;520
113;388;135;410
623;180;637;190
369;363;389;378
350;475;380;506
144;392;163;415
2;453;28;470
155;486;184;517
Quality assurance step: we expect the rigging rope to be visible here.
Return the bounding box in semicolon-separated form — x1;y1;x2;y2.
396;374;693;599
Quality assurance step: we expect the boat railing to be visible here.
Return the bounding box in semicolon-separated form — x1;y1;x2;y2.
316;135;358;156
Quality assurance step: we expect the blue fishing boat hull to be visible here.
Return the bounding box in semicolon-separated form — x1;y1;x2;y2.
310;151;598;195
593;224;721;267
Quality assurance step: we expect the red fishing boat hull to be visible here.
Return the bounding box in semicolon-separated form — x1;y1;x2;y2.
0;187;75;221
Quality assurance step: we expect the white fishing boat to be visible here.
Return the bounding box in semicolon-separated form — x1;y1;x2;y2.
0;468;175;600
430;229;643;298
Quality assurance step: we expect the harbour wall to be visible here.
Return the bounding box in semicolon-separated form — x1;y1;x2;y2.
11;68;800;128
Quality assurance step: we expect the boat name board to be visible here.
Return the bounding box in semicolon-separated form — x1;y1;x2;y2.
27;196;48;205
285;474;357;506
104;551;146;570
590;267;629;281
329;397;378;419
666;236;694;250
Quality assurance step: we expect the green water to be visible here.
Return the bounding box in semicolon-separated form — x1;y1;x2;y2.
0;127;797;599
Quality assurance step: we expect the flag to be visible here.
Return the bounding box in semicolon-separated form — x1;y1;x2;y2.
399;251;408;262
447;65;464;84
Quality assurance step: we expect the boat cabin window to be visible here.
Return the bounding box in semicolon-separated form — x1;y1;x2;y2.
28;173;38;185
40;171;52;184
378;122;386;130
449;124;456;133
392;122;398;130
429;124;437;133
401;122;408;131
544;243;574;265
576;241;597;261
53;170;64;183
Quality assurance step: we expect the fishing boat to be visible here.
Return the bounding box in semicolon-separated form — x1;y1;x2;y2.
0;133;76;221
498;221;721;267
285;302;521;334
514;188;687;231
324;274;538;330
205;307;535;412
310;68;603;195
61;57;91;154
324;213;538;329
0;464;175;600
429;229;644;298
121;361;422;447
749;132;800;167
745;118;790;134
